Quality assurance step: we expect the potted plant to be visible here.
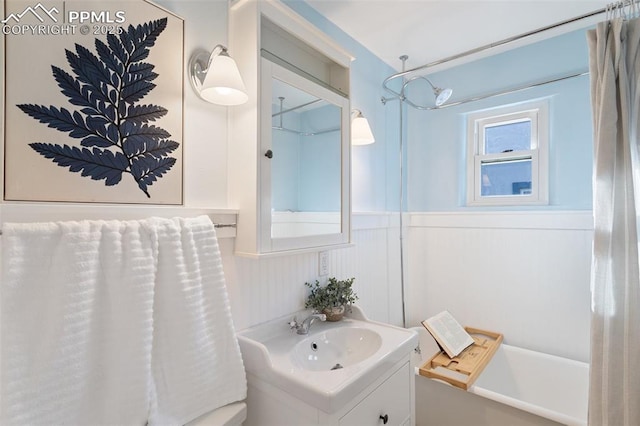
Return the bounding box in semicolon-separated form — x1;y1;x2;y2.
304;277;358;321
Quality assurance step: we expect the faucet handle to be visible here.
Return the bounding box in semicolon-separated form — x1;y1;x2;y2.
288;316;299;331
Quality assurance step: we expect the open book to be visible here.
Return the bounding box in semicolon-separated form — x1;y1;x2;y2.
421;311;475;358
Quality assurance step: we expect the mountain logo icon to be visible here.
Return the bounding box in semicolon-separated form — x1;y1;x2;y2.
2;3;59;24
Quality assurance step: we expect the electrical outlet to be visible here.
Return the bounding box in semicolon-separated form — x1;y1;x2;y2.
318;251;329;276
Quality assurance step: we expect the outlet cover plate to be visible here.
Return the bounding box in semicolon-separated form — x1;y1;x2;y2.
319;251;329;276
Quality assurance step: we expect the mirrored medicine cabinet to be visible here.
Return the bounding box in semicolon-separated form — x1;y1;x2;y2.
260;57;349;251
228;0;352;257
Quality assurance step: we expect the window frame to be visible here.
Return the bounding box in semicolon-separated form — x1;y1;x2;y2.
466;100;549;206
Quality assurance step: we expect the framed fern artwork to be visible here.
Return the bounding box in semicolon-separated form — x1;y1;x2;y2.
3;1;184;204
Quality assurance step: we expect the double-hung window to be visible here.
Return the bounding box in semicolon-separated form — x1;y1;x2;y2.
466;100;549;206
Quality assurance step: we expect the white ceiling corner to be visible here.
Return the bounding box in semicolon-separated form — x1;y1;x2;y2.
304;0;611;72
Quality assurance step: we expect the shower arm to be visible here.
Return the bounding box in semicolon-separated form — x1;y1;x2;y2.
382;75;443;110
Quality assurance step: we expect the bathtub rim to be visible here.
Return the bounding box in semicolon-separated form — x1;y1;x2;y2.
411;328;588;426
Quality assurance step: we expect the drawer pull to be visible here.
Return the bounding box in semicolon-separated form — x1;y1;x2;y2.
379;414;389;424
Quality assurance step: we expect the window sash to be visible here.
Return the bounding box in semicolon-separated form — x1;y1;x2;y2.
474;151;539;204
477;109;539;153
466;100;548;206
483;119;532;154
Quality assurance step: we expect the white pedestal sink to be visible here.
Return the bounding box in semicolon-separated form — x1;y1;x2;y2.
237;306;418;422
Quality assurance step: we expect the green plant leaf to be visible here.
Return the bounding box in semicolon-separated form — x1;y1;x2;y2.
304;277;358;310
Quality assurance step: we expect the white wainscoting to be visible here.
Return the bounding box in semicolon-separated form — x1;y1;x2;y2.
406;211;593;362
222;212;402;331
0;206;593;362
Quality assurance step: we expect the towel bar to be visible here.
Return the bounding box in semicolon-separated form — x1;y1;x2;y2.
214;223;237;229
0;223;237;236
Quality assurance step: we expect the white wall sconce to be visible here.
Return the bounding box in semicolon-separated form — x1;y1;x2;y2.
189;44;248;106
351;109;375;145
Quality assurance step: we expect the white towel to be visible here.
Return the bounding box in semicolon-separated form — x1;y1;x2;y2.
1;220;156;425
1;216;246;425
147;216;247;425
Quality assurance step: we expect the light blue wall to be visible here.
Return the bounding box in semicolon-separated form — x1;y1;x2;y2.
407;29;594;211
271;107;301;211
299;104;341;211
283;0;401;212
270;104;342;212
284;2;593;213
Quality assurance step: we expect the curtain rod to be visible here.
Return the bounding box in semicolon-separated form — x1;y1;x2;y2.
272;98;323;117
0;223;237;235
381;3;610;98
402;70;590;111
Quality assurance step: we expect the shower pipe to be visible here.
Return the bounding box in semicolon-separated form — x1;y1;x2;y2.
381;1;625;105
397;55;408;329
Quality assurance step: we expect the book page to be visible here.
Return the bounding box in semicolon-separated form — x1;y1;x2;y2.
423;311;474;357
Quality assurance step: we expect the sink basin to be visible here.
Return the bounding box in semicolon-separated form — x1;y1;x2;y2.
237;306;418;413
291;327;382;371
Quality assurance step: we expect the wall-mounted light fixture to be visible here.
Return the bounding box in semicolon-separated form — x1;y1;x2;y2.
351;109;375;145
189;45;248;106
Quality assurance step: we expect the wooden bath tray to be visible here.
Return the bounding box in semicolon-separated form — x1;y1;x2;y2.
418;327;503;390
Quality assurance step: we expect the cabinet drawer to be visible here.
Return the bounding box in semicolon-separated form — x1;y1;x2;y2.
340;363;410;426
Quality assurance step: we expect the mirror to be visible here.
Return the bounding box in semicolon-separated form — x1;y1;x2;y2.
270;78;342;239
260;58;350;252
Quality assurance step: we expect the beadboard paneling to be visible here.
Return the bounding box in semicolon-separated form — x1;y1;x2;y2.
406;211;593;362
221;213;401;330
329;226;401;325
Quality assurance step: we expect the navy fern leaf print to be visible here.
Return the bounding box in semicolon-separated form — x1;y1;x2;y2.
17;18;175;198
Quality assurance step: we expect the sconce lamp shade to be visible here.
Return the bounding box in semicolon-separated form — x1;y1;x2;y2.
189;45;248;106
351;110;375;145
200;53;248;105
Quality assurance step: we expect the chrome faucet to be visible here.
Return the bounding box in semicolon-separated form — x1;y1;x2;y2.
289;313;326;335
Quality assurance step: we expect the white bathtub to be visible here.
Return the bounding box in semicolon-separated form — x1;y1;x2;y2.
411;327;589;426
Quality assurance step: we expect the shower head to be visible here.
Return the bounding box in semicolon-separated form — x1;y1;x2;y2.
423;77;452;106
433;86;453;106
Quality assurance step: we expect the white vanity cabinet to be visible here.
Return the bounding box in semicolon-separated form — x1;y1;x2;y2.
238;308;418;425
339;361;412;426
338;361;412;426
244;357;415;426
228;0;353;257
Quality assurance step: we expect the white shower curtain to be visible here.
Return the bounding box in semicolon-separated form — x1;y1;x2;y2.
587;15;640;426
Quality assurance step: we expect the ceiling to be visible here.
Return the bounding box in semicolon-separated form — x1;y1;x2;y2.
303;0;611;73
